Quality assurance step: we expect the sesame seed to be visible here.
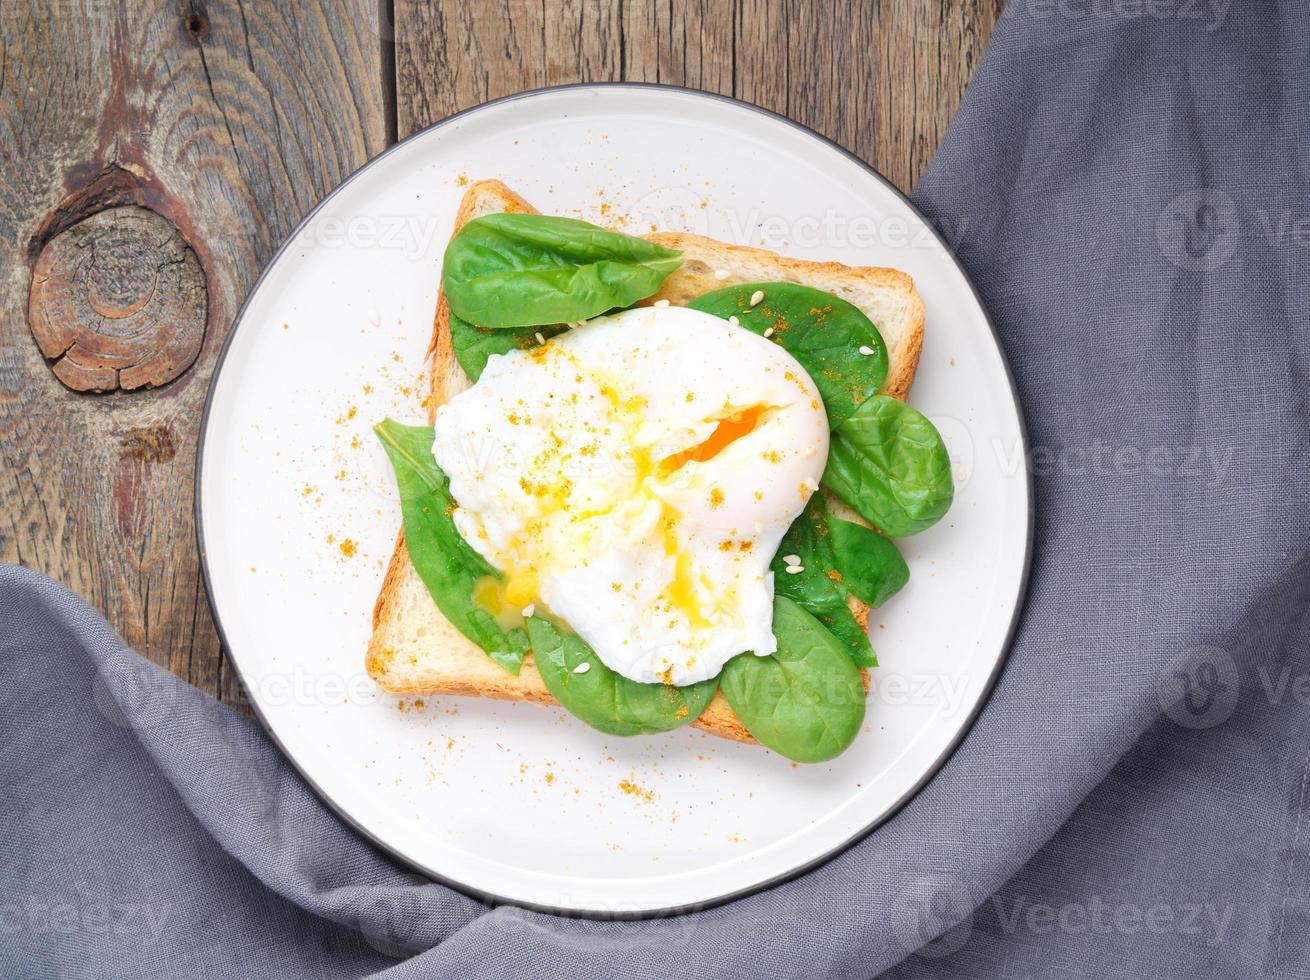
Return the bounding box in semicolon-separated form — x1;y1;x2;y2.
785;565;805;575
653;299;670;308
763;327;775;338
803;446;816;457
803;477;819;491
858;345;875;356
749;290;765;307
783;554;801;565
367;308;381;326
714;268;730;280
521;604;535;618
728;316;740;327
535;331;546;345
572;662;591;674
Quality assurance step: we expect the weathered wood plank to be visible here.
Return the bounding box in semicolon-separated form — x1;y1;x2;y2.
0;0;387;708
395;0;1005;193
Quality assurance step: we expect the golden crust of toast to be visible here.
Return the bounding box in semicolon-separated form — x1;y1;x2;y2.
368;179;921;746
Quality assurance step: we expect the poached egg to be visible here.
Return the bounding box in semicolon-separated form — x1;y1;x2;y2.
431;305;829;685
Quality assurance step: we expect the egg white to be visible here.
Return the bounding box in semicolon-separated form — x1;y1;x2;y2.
431;305;829;685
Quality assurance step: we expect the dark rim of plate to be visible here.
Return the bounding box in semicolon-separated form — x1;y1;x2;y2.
194;81;1035;921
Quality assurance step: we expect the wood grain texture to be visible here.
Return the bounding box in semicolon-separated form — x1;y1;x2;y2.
0;0;387;708
395;0;1006;193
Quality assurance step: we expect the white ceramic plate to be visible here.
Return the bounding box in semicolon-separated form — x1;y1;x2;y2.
198;85;1030;915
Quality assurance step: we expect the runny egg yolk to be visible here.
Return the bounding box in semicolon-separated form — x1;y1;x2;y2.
659;405;768;474
471;575;525;630
431;305;830;686
659;507;712;629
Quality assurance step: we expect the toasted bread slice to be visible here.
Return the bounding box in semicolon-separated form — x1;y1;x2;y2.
367;180;924;744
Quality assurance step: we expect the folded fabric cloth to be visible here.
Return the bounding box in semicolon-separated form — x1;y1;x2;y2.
4;3;1308;977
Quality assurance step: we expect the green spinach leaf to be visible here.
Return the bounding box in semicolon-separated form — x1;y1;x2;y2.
689;282;888;425
526;616;718;736
442;213;682;329
375;419;528;673
448;312;564;381
828;518;910;608
720;596;866;764
772;496;876;667
821;395;953;537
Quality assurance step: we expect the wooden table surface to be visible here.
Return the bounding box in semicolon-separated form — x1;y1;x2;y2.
0;0;1003;709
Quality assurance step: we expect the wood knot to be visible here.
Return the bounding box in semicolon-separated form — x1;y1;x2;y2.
29;205;207;393
186;10;210;39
